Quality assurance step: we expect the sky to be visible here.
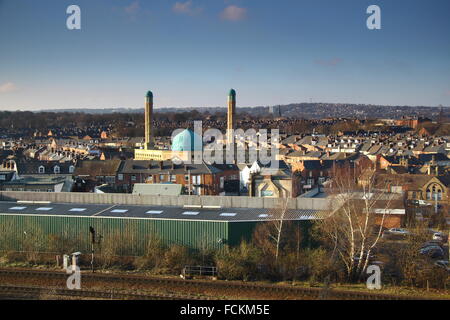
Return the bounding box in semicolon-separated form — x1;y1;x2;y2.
0;0;449;110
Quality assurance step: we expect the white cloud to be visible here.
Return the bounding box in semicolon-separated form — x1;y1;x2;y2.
0;82;16;93
220;5;247;21
124;1;140;15
173;1;202;15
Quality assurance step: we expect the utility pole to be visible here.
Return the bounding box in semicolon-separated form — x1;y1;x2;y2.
89;226;96;273
188;169;191;196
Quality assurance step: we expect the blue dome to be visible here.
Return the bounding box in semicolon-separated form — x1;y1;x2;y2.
171;129;202;152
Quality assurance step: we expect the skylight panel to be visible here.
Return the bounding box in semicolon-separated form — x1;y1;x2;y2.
220;213;237;217
146;210;163;214
182;211;199;216
9;206;26;210
111;209;128;213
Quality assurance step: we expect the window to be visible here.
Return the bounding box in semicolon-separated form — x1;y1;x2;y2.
307;178;314;185
131;175;136;181
159;174;165;182
170;175;176;182
0;174;5;181
69;165;75;174
118;174;123;181
53;166;60;174
38;166;45;174
220;176;224;189
106;176;115;184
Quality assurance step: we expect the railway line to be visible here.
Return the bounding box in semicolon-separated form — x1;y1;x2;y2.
0;268;443;300
0;284;200;300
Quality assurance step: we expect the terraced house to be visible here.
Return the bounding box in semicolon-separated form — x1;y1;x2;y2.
116;160;240;195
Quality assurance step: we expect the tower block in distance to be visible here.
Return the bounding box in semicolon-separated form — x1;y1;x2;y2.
145;91;153;149
227;89;236;144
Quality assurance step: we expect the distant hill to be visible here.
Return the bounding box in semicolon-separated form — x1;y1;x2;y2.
36;103;449;120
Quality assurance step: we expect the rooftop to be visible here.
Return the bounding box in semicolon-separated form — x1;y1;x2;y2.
0;201;327;223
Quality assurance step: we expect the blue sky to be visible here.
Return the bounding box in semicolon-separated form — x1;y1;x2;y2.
0;0;449;110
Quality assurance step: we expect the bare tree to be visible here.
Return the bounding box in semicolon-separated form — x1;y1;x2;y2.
253;198;290;262
319;165;399;281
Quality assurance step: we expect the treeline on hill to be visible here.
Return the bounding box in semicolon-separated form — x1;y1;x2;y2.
1;110;449;138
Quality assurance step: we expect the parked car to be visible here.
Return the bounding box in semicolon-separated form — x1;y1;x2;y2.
434;260;449;270
432;232;448;242
421;240;443;249
412;200;432;207
387;228;410;236
419;246;444;259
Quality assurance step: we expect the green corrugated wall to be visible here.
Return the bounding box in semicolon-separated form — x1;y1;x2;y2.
0;214;238;255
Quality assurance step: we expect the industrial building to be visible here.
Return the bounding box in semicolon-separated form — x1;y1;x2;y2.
0;199;326;255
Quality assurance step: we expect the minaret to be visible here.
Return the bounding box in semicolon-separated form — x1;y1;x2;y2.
145;91;153;149
227;89;236;144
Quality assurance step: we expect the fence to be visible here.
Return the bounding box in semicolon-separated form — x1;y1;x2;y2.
182;265;218;279
0;191;331;210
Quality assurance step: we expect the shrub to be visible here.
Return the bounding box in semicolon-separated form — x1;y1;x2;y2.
133;234;165;271
163;245;192;274
215;242;262;281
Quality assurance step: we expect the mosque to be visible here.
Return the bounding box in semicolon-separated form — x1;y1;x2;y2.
134;89;236;161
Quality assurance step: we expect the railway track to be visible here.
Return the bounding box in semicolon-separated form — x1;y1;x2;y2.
0;268;443;300
0;284;194;300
